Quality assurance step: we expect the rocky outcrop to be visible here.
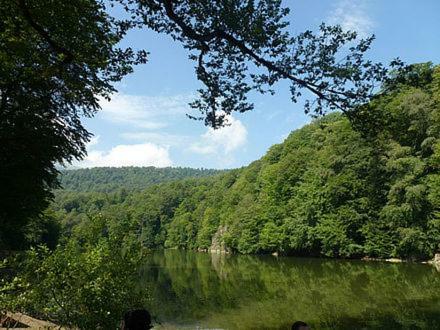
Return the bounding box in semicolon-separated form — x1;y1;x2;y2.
433;254;440;272
209;225;229;254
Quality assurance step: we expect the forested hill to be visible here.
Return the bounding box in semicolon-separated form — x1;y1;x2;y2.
58;167;222;192
50;64;440;260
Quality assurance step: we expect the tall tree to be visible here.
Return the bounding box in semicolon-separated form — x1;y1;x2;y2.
0;0;146;249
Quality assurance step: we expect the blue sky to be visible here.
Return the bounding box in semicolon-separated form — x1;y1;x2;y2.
75;0;440;169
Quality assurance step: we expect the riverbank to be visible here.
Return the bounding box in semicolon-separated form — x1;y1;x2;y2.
202;247;440;270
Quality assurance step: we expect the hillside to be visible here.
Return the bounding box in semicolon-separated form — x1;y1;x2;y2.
58;167;222;193
50;64;440;260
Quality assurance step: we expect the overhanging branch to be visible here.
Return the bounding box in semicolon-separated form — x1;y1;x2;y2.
161;0;345;111
17;0;74;64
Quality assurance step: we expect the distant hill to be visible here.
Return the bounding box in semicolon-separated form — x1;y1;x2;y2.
58;167;222;192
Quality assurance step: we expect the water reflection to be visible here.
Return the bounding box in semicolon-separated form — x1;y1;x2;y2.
138;250;440;329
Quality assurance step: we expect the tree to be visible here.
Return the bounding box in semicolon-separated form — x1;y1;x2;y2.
0;0;146;249
1;0;395;249
118;0;395;126
0;215;148;329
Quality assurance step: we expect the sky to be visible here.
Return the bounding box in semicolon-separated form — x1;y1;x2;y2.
74;0;440;170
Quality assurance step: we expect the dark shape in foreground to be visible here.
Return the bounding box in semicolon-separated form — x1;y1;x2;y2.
292;320;310;330
121;309;153;330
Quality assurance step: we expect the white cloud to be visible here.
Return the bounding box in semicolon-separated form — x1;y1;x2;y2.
98;93;193;129
78;142;172;168
120;131;189;147
327;0;375;38
73;93;248;168
189;114;247;155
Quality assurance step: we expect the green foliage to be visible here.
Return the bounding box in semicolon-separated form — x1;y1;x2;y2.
1;215;148;329
59;166;222;193
119;0;393;126
3;63;440;328
23;209;61;250
50;64;440;260
0;0;146;250
0;0;398;250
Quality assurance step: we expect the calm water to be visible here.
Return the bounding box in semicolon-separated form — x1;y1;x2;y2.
138;250;440;329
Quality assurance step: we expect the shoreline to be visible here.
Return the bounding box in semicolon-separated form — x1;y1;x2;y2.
195;248;440;268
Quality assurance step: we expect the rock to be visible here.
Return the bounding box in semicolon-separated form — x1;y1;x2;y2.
362;256;377;261
209;225;229;254
434;253;440;263
272;251;279;257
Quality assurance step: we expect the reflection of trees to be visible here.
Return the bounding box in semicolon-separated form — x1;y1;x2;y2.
139;251;440;329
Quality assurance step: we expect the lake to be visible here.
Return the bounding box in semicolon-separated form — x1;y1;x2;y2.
139;250;440;329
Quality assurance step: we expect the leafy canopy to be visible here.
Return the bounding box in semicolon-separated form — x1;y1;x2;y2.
117;0;395;126
0;214;147;329
0;0;146;248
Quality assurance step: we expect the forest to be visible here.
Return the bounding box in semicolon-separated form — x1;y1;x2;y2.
50;63;440;260
1;0;439;327
3;62;439;330
59;167;222;193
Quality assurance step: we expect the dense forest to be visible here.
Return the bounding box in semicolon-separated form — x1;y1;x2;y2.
49;64;440;260
3;64;439;329
58;167;222;193
2;0;438;327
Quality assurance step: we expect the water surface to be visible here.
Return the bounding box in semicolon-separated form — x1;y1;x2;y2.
139;250;440;329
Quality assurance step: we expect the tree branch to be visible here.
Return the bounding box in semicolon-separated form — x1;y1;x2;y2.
161;0;345;111
17;0;74;63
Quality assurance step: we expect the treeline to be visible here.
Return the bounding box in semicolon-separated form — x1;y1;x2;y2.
50;64;440;260
58;167;222;193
